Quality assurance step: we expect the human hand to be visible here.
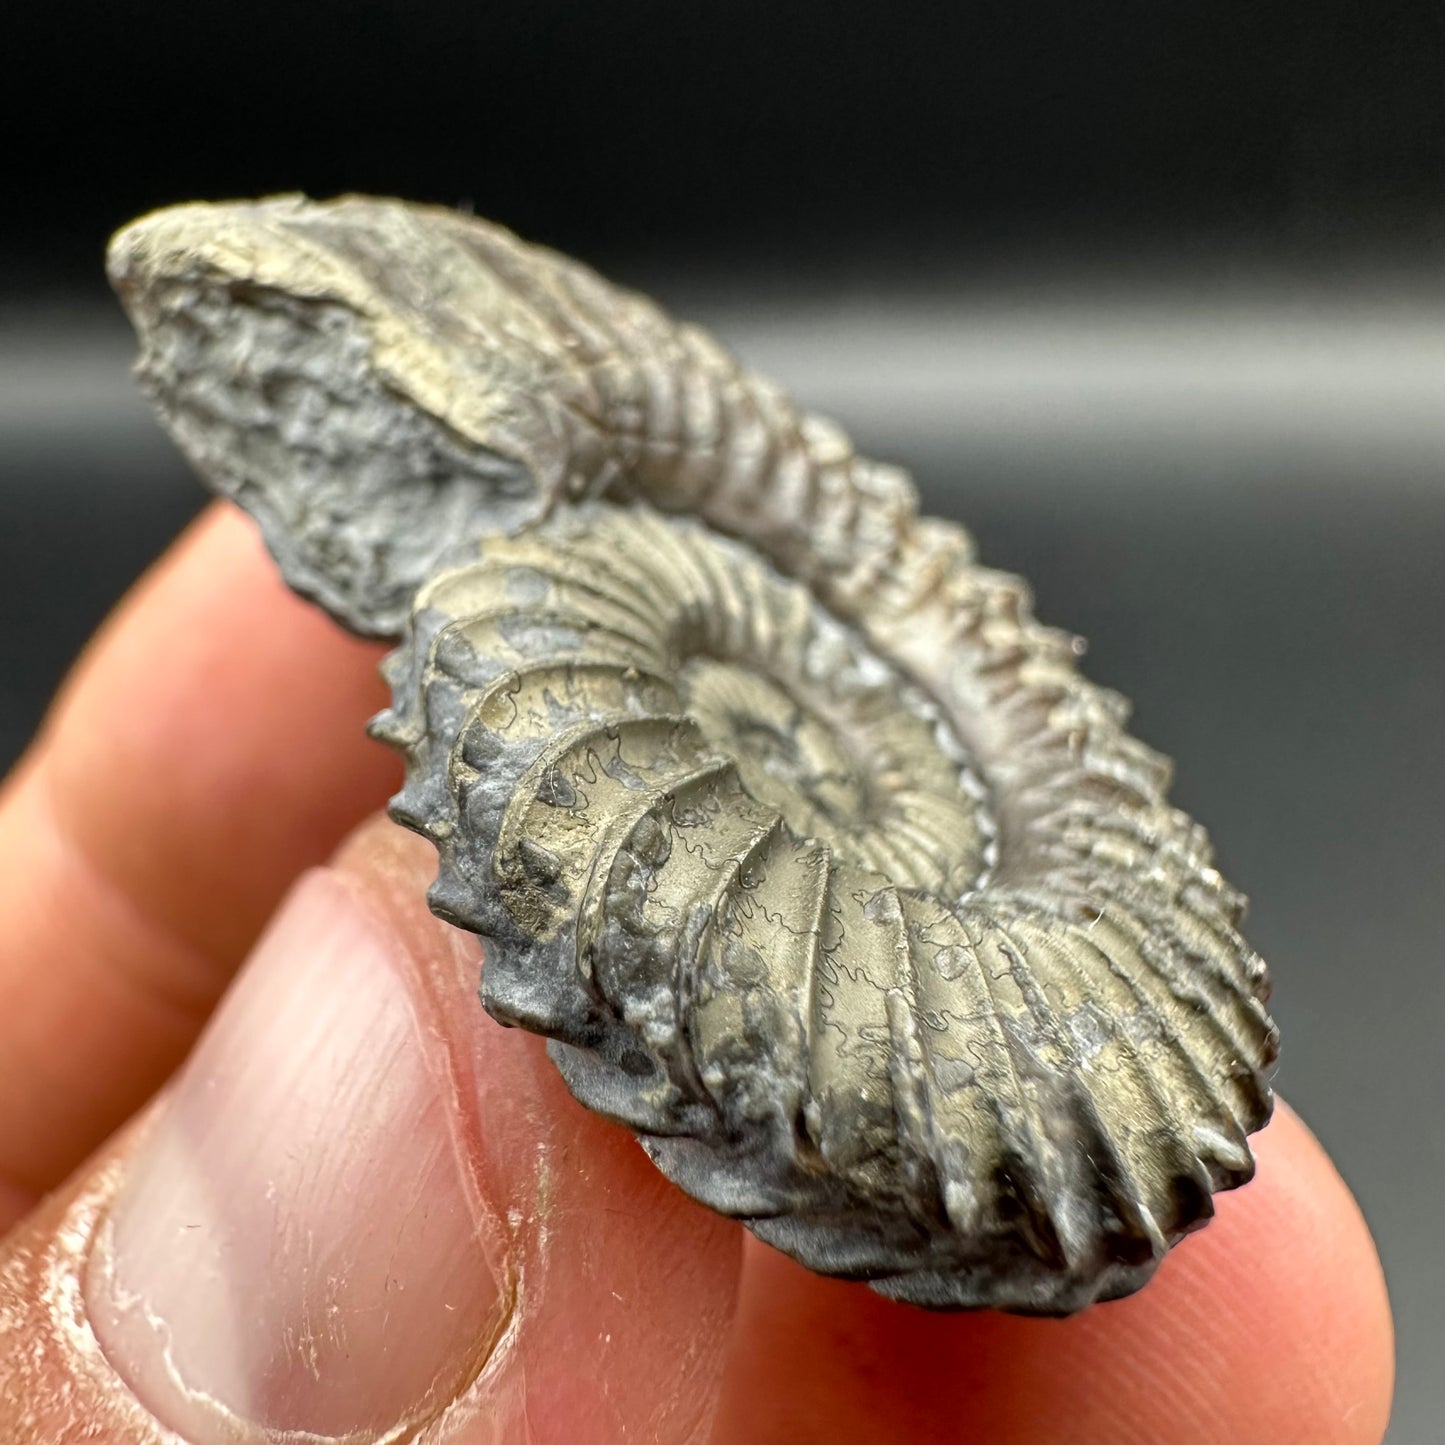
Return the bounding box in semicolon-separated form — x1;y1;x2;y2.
0;506;1394;1443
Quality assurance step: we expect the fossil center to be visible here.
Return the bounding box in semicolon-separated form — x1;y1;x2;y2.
657;569;994;900
679;655;874;844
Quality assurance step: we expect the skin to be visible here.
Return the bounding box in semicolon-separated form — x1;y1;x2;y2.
0;505;1395;1442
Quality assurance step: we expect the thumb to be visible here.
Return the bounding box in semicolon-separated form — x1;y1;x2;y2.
0;817;742;1444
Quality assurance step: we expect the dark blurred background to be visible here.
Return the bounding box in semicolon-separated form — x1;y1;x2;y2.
2;3;1442;1438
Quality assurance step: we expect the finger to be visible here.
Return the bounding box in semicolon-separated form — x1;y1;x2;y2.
0;504;398;1223
712;1101;1393;1445
0;817;743;1444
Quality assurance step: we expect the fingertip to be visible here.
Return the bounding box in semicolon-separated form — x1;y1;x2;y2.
1127;1101;1395;1444
1014;1102;1393;1445
714;1101;1393;1445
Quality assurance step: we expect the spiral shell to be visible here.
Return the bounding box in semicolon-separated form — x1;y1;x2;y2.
109;195;1277;1313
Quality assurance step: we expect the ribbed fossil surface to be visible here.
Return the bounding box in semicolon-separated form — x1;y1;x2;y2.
109;195;1278;1313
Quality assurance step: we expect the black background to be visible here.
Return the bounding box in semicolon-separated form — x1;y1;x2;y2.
3;4;1443;1440
6;0;1445;293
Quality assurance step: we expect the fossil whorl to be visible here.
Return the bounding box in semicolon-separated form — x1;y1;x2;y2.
106;193;914;638
109;195;1278;1314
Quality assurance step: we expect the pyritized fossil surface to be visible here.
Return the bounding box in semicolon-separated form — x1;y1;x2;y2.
107;195;1278;1314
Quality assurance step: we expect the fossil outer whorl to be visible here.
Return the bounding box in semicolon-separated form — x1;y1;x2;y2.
109;195;1278;1314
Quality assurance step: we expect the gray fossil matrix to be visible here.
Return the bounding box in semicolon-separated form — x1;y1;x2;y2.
108;194;1278;1315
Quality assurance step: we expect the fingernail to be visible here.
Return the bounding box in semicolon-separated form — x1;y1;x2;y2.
83;869;509;1442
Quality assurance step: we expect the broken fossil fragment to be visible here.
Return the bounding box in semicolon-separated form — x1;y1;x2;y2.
108;195;1278;1314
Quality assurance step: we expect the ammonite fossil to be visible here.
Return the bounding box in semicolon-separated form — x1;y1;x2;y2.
107;195;1278;1314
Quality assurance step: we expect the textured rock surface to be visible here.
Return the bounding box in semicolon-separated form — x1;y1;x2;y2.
109;195;1277;1312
